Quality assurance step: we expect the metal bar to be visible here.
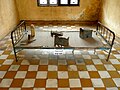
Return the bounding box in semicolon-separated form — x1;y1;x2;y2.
97;22;115;61
11;31;18;62
11;20;26;61
106;47;112;61
11;21;115;62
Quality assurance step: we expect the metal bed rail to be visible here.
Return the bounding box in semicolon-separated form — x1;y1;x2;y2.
11;20;26;61
11;20;115;62
96;22;115;61
11;20;26;45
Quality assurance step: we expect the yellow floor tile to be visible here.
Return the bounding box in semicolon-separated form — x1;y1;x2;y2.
58;65;68;71
80;79;93;87
113;65;120;70
89;71;100;78
84;59;94;65
68;71;79;78
34;79;46;87
48;71;57;79
58;79;69;87
95;65;106;71
108;71;120;78
102;78;116;87
77;65;87;71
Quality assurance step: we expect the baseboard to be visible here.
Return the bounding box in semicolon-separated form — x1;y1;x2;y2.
23;20;98;26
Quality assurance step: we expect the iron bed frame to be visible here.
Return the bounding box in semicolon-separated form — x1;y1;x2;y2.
11;20;115;62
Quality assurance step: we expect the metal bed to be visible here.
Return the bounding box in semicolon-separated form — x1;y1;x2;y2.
11;20;115;62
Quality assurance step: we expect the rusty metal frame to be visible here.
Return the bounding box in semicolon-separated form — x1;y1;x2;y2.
11;20;115;62
96;22;115;61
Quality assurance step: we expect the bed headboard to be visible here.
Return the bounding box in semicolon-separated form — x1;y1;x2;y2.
96;22;115;47
11;20;26;46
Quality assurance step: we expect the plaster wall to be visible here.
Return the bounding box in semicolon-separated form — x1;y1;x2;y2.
0;0;19;40
99;0;120;36
16;0;101;21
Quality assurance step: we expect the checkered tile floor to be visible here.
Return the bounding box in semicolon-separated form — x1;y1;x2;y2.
0;25;120;90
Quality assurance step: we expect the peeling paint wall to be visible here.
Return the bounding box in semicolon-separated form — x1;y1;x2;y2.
16;0;101;21
0;0;19;40
99;0;120;37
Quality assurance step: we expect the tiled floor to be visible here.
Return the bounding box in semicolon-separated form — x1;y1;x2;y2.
0;25;120;90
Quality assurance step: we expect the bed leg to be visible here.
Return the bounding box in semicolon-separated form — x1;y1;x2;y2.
106;48;112;61
13;48;18;62
94;49;96;54
72;49;74;54
72;49;75;60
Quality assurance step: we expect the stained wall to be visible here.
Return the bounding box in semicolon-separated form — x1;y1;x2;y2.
0;0;19;40
16;0;101;21
99;0;120;36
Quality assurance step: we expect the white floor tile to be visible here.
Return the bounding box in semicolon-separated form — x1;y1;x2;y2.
8;65;20;71
0;79;13;87
2;59;13;65
36;71;47;79
86;65;97;71
79;71;90;78
106;87;119;90
58;88;70;90
82;88;94;90
68;65;77;71
104;64;116;71
9;88;21;90
91;79;104;87
114;54;120;59
118;71;120;74
98;71;111;78
0;55;8;59
48;65;57;71
21;60;30;65
33;88;45;90
92;59;103;64
69;79;81;87
0;51;4;55
82;55;91;59
109;59;120;64
46;79;57;88
15;71;27;78
113;78;120;87
28;65;38;71
22;79;35;87
0;71;7;78
58;71;68;79
98;54;106;59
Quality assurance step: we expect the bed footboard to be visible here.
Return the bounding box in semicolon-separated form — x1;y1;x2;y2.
11;20;26;61
11;20;115;62
96;22;115;61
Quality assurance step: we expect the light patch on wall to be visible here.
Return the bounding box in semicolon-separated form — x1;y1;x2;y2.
68;0;101;21
99;0;120;37
105;16;120;36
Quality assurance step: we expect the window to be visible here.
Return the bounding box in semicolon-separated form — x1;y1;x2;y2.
50;0;58;6
37;0;80;6
60;0;68;5
39;0;48;6
70;0;78;4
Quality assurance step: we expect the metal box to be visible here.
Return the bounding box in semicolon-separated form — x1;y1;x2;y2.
79;28;92;39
